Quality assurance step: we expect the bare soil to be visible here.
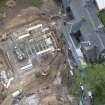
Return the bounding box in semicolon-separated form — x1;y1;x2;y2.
0;0;59;33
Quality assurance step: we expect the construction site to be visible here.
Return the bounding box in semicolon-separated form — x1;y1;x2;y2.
0;0;73;104
0;11;70;105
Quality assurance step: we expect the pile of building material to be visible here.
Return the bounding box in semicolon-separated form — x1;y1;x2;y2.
20;94;39;105
12;93;40;105
0;71;14;89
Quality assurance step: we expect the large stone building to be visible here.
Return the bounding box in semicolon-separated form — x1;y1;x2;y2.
61;0;105;64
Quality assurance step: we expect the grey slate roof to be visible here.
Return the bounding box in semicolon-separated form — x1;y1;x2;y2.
61;22;81;65
62;0;105;56
81;41;97;62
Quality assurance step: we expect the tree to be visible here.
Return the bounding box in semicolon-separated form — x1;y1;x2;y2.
84;64;105;105
71;64;105;105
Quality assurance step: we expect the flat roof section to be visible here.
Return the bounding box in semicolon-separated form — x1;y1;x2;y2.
95;0;105;10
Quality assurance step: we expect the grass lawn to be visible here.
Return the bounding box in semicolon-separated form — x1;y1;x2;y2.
98;11;105;26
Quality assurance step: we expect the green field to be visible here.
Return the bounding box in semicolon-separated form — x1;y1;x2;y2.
98;11;105;26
